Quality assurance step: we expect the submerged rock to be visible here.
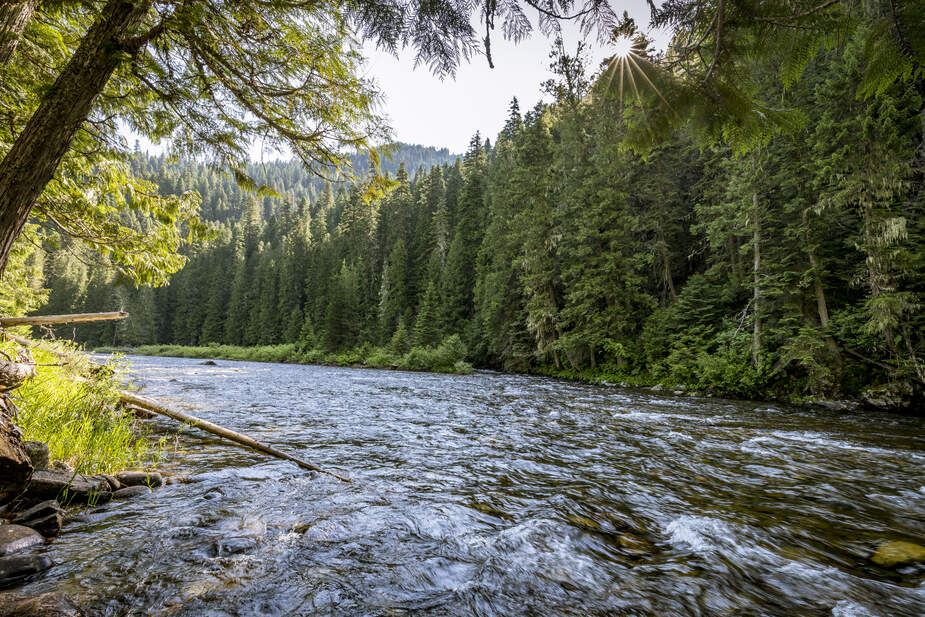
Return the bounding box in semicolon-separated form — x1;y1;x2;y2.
11;501;64;539
22;471;110;506
200;360;218;366
111;486;151;500
871;540;925;567
0;525;43;556
115;471;163;488
22;442;49;472
616;533;654;555
0;592;83;617
0;555;53;587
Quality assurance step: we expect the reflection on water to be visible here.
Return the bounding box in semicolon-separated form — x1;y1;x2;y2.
17;356;925;616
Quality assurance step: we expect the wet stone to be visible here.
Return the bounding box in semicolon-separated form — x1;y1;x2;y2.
23;471;110;506
0;525;43;556
116;471;163;488
22;442;49;472
0;555;53;588
200;360;218;366
616;533;654;555
0;591;82;617
11;501;64;539
111;486;151;500
216;536;258;555
101;475;120;491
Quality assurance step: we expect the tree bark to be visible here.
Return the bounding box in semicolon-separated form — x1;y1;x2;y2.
0;0;39;65
0;0;152;278
751;190;761;369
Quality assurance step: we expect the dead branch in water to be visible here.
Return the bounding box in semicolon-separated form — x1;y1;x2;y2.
116;390;352;483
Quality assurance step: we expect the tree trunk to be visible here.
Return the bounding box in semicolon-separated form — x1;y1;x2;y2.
0;0;38;65
0;0;152;278
751;190;761;369
656;222;677;302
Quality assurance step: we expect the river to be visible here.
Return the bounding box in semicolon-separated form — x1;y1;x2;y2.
16;355;925;616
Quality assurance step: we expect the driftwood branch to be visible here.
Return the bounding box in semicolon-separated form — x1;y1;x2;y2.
117;390;351;483
0;311;128;328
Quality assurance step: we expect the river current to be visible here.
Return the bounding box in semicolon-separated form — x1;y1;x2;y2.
16;355;925;616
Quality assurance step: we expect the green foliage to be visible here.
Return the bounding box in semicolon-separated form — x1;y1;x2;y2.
45;20;925;402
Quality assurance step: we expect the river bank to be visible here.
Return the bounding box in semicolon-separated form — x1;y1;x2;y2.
96;343;921;414
0;339;172;613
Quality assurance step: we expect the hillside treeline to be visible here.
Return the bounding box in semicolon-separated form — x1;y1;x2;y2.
40;34;923;404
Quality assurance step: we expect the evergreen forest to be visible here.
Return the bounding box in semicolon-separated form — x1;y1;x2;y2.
32;32;925;406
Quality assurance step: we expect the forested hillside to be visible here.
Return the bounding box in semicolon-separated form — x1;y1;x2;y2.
39;32;923;405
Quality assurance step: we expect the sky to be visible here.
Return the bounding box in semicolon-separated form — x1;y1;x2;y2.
358;1;668;153
137;2;668;159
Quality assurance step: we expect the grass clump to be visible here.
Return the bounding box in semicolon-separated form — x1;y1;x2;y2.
6;338;159;474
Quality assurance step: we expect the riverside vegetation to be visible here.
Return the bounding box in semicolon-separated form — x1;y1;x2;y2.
35;30;925;409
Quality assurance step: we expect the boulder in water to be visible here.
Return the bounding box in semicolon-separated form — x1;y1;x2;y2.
0;554;53;587
871;540;925;567
111;486;151;500
115;471;163;488
199;360;218;366
22;471;110;506
0;526;43;556
0;592;83;617
11;501;64;539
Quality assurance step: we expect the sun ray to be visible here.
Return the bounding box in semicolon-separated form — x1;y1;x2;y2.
625;53;674;115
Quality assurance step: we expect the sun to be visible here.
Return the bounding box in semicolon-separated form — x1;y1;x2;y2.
611;36;635;60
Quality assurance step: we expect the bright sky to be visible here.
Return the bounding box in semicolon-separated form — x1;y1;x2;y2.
360;1;668;153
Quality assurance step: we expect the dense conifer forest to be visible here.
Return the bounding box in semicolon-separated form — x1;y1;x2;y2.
36;34;924;404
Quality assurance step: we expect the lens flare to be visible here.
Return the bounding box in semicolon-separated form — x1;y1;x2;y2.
612;36;635;59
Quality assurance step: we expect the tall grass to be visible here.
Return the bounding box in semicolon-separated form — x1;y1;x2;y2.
7;338;160;474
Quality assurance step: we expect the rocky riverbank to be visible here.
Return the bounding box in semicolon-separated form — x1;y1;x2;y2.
0;396;170;615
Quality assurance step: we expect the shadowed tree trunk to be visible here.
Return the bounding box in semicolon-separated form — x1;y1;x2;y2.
0;0;152;279
0;0;39;65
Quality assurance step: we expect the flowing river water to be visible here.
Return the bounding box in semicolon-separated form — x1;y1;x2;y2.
16;356;925;616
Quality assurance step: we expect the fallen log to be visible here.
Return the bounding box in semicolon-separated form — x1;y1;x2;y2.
0;311;127;328
116;390;352;483
5;334;352;482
